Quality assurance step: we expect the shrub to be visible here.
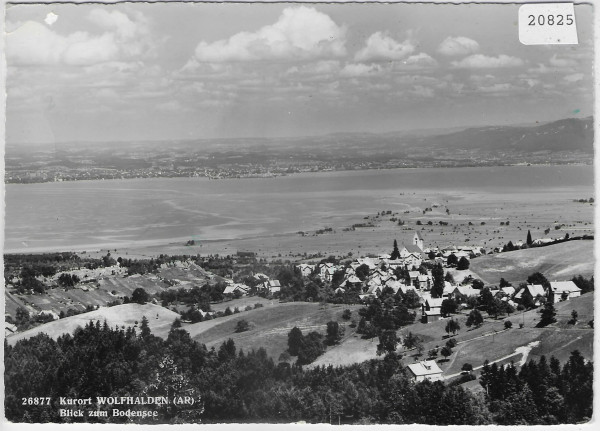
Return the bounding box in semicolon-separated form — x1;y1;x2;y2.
504;320;513;329
235;319;250;333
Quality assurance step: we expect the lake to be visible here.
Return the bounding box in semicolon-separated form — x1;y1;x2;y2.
4;165;593;253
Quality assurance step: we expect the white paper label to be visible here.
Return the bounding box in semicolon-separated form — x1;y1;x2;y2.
519;3;578;45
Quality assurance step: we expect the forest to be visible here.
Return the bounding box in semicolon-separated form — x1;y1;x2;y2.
4;318;592;425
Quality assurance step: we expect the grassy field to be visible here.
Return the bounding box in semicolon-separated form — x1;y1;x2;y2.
434;293;594;376
469;240;594;285
6;303;180;345
187;302;363;360
309;293;593;377
4;263;213;319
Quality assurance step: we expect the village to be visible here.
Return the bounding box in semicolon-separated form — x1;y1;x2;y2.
5;228;589;389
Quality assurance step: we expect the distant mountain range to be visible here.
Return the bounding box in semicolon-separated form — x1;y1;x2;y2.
5;117;594;183
421;117;593;153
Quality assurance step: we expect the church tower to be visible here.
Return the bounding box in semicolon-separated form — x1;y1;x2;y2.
413;231;424;250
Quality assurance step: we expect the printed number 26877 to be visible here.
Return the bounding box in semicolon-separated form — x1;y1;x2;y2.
528;14;573;26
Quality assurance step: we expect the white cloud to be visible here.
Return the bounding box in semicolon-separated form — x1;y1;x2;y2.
549;54;577;68
340;63;383;78
564;73;584;83
7;10;151;67
355;32;414;62
403;53;438;68
451;54;524;69
437;36;480;56
193;7;346;62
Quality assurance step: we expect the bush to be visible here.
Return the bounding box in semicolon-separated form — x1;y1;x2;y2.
235;319;250;333
342;309;352;320
504;320;513;329
254;303;264;309
446;338;457;349
245;305;253;311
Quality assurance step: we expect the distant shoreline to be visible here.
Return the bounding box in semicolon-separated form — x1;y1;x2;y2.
5;161;593;185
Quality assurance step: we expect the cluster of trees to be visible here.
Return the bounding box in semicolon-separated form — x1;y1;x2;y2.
57;273;81;288
480;352;592;424
5;319;592;425
6;307;55;331
446;254;470;270
286;327;327;365
158;283;224;309
356;287;416;346
5;321;491;425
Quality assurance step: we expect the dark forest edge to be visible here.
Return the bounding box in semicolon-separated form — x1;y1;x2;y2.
4;318;593;425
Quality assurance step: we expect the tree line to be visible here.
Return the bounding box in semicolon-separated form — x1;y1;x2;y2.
5;319;591;425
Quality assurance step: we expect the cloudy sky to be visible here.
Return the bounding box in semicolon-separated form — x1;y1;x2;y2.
5;2;594;144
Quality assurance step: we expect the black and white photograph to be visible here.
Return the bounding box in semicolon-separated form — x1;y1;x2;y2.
2;0;596;426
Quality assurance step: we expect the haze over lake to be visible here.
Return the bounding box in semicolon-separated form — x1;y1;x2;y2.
4;165;593;253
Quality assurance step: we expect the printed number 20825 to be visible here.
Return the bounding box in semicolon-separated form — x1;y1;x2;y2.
528;14;573;26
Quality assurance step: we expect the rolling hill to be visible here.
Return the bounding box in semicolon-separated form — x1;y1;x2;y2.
424;117;593;153
469;240;594;285
6;303;180;346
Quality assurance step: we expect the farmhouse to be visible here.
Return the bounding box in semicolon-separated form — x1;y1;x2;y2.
421;297;444;323
263;280;281;294
407;360;443;382
550;281;581;303
5;322;17;337
223;283;250;296
297;264;315;277
514;284;546;306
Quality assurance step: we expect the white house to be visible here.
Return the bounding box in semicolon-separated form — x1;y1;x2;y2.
550;281;582;303
407;360;443;382
421;297;444;323
262;280;281;294
297;264;315;277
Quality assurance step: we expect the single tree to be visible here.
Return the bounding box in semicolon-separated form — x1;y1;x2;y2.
445;338;457;349
570;310;578;324
440;346;452;361
140;316;151;338
504;320;513;330
447;253;459;267
527;230;533;246
466;309;484;328
462;363;473;374
325;321;344;345
445;318;461;336
342;309;352;320
131;287;149;304
537;301;557;327
403;331;420;350
428;348;439;359
431;263;445;298
457;256;470;270
287;327;304;356
391;240;401;260
377;329;399;356
441;298;458;317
